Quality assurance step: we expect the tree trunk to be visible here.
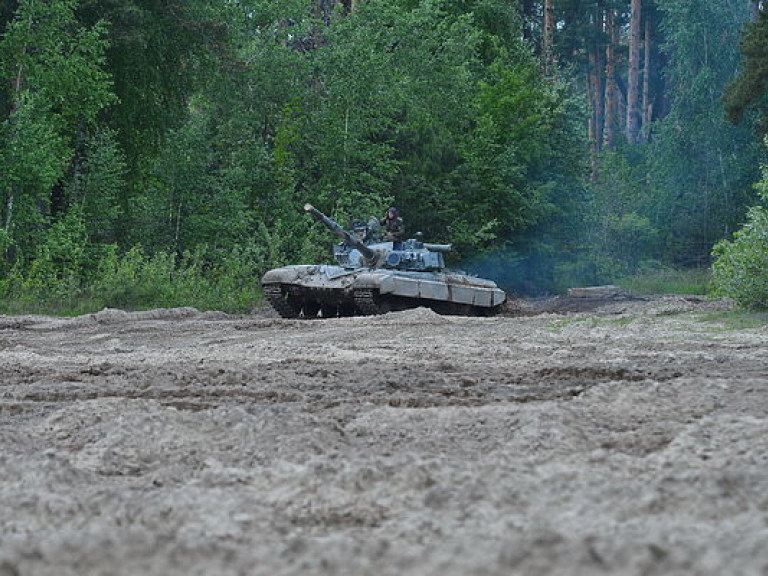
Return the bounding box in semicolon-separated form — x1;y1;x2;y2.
588;3;605;162
521;0;538;44
593;42;604;151
4;192;14;233
588;69;598;179
543;0;556;75
4;63;25;235
642;13;653;133
603;8;617;150
626;0;642;144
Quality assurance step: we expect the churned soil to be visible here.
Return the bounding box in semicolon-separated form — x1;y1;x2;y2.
1;295;767;575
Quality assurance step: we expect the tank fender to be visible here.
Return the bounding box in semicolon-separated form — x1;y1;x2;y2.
354;272;395;293
352;272;506;306
491;288;507;306
262;267;299;284
355;274;458;298
261;265;323;284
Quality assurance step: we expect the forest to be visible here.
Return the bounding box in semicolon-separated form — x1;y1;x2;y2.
1;0;767;313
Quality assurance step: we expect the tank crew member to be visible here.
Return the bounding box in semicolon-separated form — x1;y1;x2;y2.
350;220;368;243
380;207;405;242
366;216;381;242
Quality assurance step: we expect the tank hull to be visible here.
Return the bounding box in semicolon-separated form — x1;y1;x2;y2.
261;265;507;318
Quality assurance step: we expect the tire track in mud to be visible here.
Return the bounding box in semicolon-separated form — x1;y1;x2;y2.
1;302;762;426
2;354;689;419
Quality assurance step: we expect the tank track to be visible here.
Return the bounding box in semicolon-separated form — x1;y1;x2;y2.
263;284;301;318
353;289;382;315
268;284;501;318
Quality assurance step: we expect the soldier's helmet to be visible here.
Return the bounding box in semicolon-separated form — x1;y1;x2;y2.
351;220;368;242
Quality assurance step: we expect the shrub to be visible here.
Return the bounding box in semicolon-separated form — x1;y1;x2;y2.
711;169;768;310
0;240;268;315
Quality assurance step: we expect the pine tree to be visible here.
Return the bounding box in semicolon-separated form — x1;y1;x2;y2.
724;9;768;137
626;0;642;143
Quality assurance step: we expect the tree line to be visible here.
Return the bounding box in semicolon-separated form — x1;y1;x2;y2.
0;0;766;312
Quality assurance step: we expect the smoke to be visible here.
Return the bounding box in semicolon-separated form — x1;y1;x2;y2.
457;243;601;297
457;247;551;296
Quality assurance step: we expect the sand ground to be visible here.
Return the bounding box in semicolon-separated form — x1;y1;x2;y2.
1;296;766;575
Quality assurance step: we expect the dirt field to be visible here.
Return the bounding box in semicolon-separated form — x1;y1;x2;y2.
1;295;767;575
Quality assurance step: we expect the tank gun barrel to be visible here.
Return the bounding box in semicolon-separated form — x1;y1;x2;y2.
423;242;452;253
304;203;378;262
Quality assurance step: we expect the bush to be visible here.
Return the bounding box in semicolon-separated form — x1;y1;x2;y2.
0;241;268;316
91;244;266;312
711;170;768;310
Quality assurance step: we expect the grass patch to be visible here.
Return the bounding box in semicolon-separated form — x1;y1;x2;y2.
0;288;264;317
0;296;104;317
616;267;710;296
698;310;768;330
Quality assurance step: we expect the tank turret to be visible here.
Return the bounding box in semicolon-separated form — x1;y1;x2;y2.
304;204;379;265
261;202;506;318
304;203;450;272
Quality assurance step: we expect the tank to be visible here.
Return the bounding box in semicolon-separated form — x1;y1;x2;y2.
261;203;507;318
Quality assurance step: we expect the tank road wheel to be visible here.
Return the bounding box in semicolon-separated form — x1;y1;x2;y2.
301;301;321;318
354;289;390;315
337;302;357;317
321;304;338;318
263;284;302;318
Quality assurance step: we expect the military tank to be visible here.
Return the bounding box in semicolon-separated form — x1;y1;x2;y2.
261;204;507;318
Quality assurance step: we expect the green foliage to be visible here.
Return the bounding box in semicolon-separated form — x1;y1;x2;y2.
0;241;267;315
2;0;765;311
92;244;266;313
646;0;763;266
580;0;764;282
0;93;69;192
605;212;659;274
571;150;659;285
0;0;117;260
1;0;115;128
0;93;70;249
138;106;250;251
68;128;126;243
698;310;768;331
299;1;587;263
724;10;768;136
76;0;235;167
0;208;93;312
711;167;768;310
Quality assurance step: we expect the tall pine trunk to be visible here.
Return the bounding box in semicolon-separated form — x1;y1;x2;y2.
604;8;618;150
626;0;642;143
543;0;556;75
592;36;605;152
642;13;653;132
